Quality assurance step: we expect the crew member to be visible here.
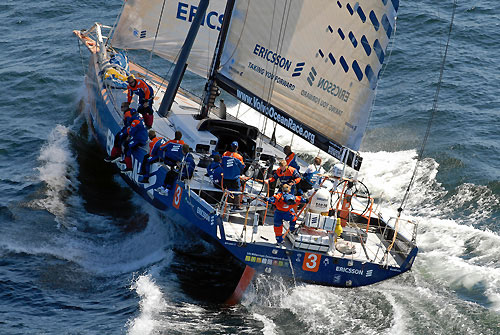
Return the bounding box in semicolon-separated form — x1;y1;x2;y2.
265;184;307;245
222;141;245;208
123;112;148;171
299;156;325;193
265;160;301;194
207;154;223;188
157;144;195;195
139;130;166;183
160;140;183;168
105;102;141;163
165;130;185;145
283;145;300;171
127;75;154;128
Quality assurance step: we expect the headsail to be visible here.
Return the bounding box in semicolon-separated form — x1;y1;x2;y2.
215;0;399;169
111;0;227;79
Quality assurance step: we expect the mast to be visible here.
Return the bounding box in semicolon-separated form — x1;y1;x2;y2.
158;0;210;117
198;0;236;119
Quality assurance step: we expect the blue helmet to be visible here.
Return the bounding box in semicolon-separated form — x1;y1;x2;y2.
283;193;296;205
231;141;238;148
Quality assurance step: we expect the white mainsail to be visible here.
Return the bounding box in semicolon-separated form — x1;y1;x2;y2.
111;0;227;79
217;0;398;162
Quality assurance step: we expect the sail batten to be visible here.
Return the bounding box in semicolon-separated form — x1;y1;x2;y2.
215;0;399;166
111;0;227;79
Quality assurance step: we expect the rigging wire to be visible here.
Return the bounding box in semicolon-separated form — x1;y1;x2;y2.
398;0;457;214
260;0;292;148
105;0;126;46
147;0;167;81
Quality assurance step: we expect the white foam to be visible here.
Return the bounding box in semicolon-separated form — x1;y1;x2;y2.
252;313;278;335
34;124;81;226
127;274;168;335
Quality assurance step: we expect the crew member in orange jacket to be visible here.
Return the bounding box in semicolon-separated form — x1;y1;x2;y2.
127;75;154;128
165;130;185;145
283;145;300;171
265;160;301;194
265;184;307;244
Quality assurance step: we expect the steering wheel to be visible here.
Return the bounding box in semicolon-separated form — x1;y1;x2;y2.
330;179;371;217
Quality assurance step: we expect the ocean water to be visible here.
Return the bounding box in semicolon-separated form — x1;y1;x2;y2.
1;1;499;334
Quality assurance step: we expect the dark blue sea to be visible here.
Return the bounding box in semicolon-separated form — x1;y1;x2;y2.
1;1;499;334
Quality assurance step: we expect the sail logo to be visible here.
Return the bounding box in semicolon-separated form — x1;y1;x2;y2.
316;77;350;102
176;2;224;31
253;44;302;72
292;62;305;77
236;89;316;144
133;29;147;39
307;67;317;86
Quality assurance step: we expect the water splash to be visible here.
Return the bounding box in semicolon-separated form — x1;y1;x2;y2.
33;123;80;226
127;274;169;335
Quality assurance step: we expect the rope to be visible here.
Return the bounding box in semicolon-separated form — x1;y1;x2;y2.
397;0;457;214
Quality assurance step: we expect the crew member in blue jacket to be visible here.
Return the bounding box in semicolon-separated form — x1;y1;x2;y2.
160;141;184;167
123;114;148;171
157;144;195;195
207;154;223;188
105;102;142;163
139;130;167;183
222;141;245;208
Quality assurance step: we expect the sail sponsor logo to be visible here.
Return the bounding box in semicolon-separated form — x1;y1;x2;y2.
253;44;294;71
176;2;224;31
336;266;364;276
300;90;344;116
247;62;295;91
316;78;350;103
236;90;316;144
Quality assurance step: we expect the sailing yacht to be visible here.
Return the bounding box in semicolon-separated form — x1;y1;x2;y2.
74;0;417;303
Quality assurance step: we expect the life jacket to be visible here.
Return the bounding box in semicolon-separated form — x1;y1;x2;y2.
223;151;244;164
149;136;166;158
270;166;301;185
123;108;140;127
127;79;153;103
285;152;300;171
271;192;301;212
221;151;244;180
166;139;185;145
